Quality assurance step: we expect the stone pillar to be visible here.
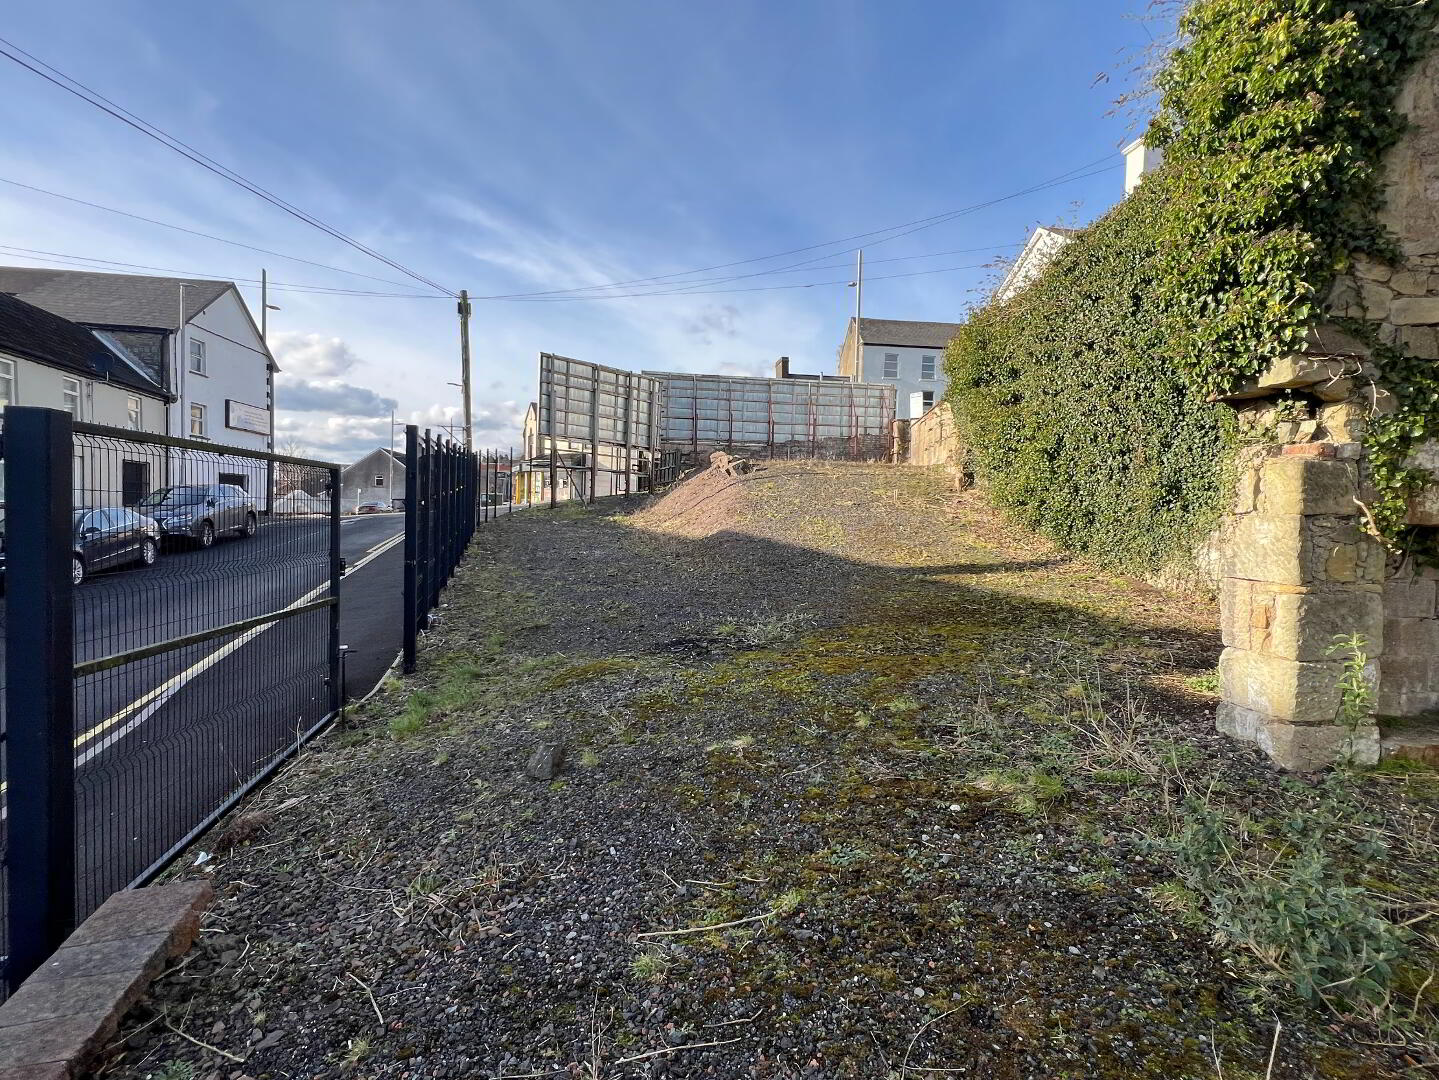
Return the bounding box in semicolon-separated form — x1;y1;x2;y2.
1218;446;1385;769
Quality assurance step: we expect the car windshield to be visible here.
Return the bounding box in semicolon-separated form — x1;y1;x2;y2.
139;486;208;508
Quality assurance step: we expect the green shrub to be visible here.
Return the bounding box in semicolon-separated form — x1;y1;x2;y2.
946;0;1439;568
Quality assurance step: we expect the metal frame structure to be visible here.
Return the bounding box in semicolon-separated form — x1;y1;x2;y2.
535;353;662;504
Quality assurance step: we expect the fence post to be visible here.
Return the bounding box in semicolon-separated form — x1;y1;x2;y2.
327;464;342;716
402;425;419;674
5;406;77;992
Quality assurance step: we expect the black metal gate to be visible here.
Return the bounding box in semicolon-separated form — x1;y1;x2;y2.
1;407;342;992
402;427;479;673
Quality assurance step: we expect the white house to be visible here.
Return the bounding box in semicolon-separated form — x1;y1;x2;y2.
1123;137;1165;195
0;290;169;506
993;226;1081;304
836;317;962;420
0;268;275;472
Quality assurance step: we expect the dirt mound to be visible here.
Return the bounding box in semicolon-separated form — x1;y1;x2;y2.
629;463;761;538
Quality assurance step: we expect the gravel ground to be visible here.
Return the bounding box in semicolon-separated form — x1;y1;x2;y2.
98;462;1439;1080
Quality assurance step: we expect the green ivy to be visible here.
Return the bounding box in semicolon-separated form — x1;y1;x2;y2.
945;0;1438;569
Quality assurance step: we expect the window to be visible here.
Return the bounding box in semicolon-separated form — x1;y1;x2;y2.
121;460;150;506
189;402;207;437
921;391;936;411
189;338;206;375
375;475;385;487
62;376;81;418
882;353;899;379
217;473;247;491
126;394;142;429
921;354;937;380
0;357;13;407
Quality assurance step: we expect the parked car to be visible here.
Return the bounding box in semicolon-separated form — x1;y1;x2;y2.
137;484;258;547
70;507;161;585
355;501;391;514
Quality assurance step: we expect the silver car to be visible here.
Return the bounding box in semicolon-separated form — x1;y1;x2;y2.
137;484;258;548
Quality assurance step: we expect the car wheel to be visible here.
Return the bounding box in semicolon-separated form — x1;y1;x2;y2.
72;555;85;586
198;521;215;548
140;539;158;566
240;512;258;537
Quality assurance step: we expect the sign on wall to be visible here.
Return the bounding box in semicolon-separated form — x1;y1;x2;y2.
226;399;269;436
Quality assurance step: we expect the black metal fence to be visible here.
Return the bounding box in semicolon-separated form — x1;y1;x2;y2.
1;407;342;992
402;428;480;674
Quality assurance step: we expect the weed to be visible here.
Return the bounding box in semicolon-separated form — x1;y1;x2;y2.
629;947;674;983
712;611;816;649
151;1063;195;1080
1183;672;1220;694
969;770;1067;815
579;748;600;768
340;1037;371;1068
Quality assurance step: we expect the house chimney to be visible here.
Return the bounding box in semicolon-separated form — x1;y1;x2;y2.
775;356;790;379
1122;138;1164;195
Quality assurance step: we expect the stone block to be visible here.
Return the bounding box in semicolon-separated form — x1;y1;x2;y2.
32;934;172;983
1385;576;1439;619
1360;280;1394;318
1258;457;1358;517
1405;440;1439;526
0;970;146;1029
1318;402;1367;441
1353;258;1393;282
1219;647;1345;724
1280;442;1336;458
1390;269;1431;295
0;1013;110;1071
1217;702;1380;770
64;881;211;950
1267;589;1385;662
1390;618;1439;657
1255;355;1352;391
1400;325;1439;359
0;1064;69;1080
1227;514;1305;584
1390;297;1439;325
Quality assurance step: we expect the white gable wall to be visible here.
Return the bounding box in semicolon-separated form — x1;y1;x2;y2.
178;289;272;454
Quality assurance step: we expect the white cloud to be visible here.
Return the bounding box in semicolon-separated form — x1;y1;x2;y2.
270;331;363;378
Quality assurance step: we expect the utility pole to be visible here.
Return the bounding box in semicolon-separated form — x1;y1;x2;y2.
854;248;863;326
457;289;473;450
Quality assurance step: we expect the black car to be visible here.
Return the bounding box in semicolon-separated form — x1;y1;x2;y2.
70;507;161;585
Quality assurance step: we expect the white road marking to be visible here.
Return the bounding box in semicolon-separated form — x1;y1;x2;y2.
72;529;406;759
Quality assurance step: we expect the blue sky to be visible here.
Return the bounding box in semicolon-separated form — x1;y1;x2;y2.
0;0;1169;458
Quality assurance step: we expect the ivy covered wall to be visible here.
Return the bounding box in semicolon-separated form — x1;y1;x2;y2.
945;0;1439;575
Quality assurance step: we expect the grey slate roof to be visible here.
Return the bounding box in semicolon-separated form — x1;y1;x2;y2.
855;317;964;349
0;267;232;330
0;292;168;396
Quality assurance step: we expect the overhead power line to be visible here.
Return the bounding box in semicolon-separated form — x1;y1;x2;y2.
473;157;1116;301
0;246;445;298
0;175;440;292
0;35;456;296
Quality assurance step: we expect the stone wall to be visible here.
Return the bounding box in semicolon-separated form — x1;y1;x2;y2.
906;402;960;467
1216;49;1439;769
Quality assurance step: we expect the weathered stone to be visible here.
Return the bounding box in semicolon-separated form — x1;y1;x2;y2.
1255;354;1351;391
1381;723;1439;767
1217;702;1380;770
1390;297;1439;325
0;1012;111;1071
1266;589;1385;662
1360;280;1394;318
525;742;564;780
64;881;211;950
1405;439;1439;526
1218;647;1346;724
1386;575;1439;619
1227;515;1305;584
0;970;146;1029
1258;457;1358;517
1390;269;1431;295
1352;258;1392;282
1400;325;1439;358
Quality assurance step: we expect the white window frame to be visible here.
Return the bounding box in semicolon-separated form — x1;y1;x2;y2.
189;338;207;375
126;394;142;430
62;376;82;418
882;353;900;379
921;390;936;411
0;357;14;408
920;354;937;381
189;402;207;438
